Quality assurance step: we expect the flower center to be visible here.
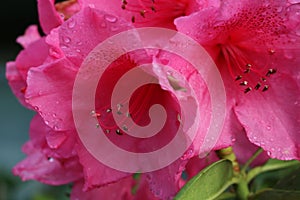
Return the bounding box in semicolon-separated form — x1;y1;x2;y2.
221;44;277;94
121;0;187;25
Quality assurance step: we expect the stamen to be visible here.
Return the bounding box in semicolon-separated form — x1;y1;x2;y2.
244;64;251;73
261;77;267;82
116;129;123;135
239;81;248;86
131;16;135;23
106;129;110;133
151;6;156;12
140;10;146;18
244;87;252;93
122;125;128;131
266;68;277;77
262;85;269;92
235;75;242;81
90;110;101;117
254;82;261;90
268;49;275;55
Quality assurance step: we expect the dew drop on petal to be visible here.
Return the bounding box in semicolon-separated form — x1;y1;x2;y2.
155;189;162;197
100;21;107;28
104;14;117;23
284;51;294;59
49;48;61;58
266;125;271;131
67;18;76;28
63;36;71;43
181;149;193;160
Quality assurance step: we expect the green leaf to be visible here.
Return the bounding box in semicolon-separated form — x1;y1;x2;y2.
175;159;236;200
249;189;300;200
274;167;300;191
247;159;300;183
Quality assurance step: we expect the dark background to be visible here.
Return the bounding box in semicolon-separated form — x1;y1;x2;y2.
0;1;69;199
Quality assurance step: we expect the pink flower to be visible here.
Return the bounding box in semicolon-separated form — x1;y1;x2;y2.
175;0;300;160
7;0;212;199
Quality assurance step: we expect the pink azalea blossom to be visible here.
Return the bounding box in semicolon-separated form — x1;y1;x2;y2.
7;1;208;199
8;0;298;199
175;0;300;160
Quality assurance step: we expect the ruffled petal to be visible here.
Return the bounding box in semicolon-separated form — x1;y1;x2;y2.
235;73;300;160
37;0;64;34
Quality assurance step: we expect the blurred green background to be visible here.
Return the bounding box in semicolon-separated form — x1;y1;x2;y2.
0;0;69;199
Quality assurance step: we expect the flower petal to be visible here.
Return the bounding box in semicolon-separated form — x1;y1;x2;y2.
235;73;300;160
37;0;63;34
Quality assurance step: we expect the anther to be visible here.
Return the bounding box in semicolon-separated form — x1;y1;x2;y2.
122;125;128;131
140;10;146;18
151;6;156;12
106;108;112;113
131;16;135;23
106;129;110;133
122;0;128;5
116;129;123;135
244;64;251;73
262;85;269;92
90;110;101;117
244;87;252;93
266;68;277;77
254;82;261;90
261;77;267;82
235;75;242;81
126;112;131;118
96;124;100;128
121;4;126;9
268;49;275;55
239;81;248;86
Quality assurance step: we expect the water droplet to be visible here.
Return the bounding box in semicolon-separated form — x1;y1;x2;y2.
295;101;299;105
104;14;117;23
276;6;283;12
52;113;57;117
267;151;272;156
53;125;59;130
49;48;61;58
266;125;271;131
181;149;193;160
110;26;119;32
34;106;39;111
76;41;83;46
155;189;162;197
48;157;54;162
63;36;71;43
100;21;107;28
284;51;293;59
253;136;257;140
45;120;49;125
76;49;81;53
67;18;76;28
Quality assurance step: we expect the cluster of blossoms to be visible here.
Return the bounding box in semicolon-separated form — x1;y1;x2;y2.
6;0;299;199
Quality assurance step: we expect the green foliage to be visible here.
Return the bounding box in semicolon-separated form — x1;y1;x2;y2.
175;151;300;200
175;160;236;200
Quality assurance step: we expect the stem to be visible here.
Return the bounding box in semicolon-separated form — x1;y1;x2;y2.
236;178;249;200
241;148;263;172
217;147;250;199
